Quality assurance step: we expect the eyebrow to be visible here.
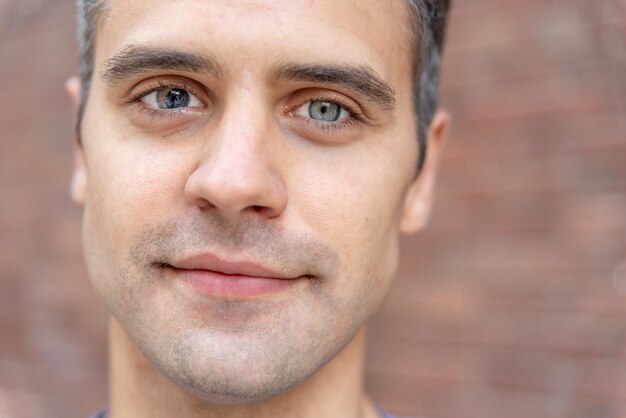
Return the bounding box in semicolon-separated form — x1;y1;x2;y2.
101;45;223;84
101;45;396;111
272;64;396;111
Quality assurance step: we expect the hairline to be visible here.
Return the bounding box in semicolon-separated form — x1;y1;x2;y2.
76;0;448;172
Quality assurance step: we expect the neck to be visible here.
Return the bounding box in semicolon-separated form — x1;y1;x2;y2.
107;317;379;418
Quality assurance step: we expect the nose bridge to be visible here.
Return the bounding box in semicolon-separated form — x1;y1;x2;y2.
184;89;286;219
213;96;270;176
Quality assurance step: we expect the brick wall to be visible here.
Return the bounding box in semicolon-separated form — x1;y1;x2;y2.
0;1;624;417
368;1;626;417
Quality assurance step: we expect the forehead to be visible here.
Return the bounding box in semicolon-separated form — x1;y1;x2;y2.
96;0;414;87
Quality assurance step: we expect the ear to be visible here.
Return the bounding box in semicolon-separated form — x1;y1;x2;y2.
66;76;81;106
66;76;87;206
70;142;88;206
400;109;450;233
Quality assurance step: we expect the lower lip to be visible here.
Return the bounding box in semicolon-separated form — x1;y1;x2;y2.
171;268;297;298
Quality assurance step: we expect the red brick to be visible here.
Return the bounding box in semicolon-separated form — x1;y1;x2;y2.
1;0;625;417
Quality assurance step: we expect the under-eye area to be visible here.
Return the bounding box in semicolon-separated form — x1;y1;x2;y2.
282;89;368;143
113;78;213;136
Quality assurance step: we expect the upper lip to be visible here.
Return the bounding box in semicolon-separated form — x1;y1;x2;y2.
168;251;296;279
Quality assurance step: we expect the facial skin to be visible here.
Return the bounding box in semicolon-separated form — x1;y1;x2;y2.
70;0;447;414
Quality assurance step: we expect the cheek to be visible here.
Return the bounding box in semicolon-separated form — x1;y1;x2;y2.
292;141;413;291
81;88;194;243
81;129;191;275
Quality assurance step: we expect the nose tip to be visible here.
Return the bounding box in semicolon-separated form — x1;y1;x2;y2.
184;158;287;222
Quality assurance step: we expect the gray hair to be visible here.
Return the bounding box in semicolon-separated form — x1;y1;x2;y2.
408;0;450;171
76;0;106;126
76;0;450;171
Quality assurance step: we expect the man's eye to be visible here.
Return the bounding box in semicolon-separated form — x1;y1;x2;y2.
140;87;203;110
294;100;350;122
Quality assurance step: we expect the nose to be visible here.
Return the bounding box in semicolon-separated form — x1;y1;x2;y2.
184;105;288;222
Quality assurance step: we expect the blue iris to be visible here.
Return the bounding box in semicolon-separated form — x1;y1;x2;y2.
309;101;341;122
157;88;190;109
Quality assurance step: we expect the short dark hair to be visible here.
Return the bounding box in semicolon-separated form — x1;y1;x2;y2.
76;0;450;171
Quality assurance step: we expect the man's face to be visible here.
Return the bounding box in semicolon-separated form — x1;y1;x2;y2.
75;0;429;403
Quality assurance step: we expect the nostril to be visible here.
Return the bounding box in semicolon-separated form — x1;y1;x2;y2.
249;205;278;218
195;198;212;209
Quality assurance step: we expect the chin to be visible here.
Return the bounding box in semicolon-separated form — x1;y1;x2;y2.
176;376;301;405
130;325;340;405
153;350;315;405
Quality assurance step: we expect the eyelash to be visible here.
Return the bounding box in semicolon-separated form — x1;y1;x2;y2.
289;95;364;133
125;81;365;133
126;80;207;119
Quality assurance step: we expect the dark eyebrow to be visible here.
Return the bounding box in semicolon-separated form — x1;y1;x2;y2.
272;63;396;111
101;45;223;84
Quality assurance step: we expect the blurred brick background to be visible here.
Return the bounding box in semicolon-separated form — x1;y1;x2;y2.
0;1;624;417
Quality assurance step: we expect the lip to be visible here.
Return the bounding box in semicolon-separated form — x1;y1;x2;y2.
166;252;301;298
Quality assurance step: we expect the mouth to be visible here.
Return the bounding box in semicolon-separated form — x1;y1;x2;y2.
163;252;307;298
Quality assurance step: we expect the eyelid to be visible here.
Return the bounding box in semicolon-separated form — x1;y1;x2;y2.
282;93;369;141
288;93;365;123
125;77;209;107
140;88;204;110
294;100;349;121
